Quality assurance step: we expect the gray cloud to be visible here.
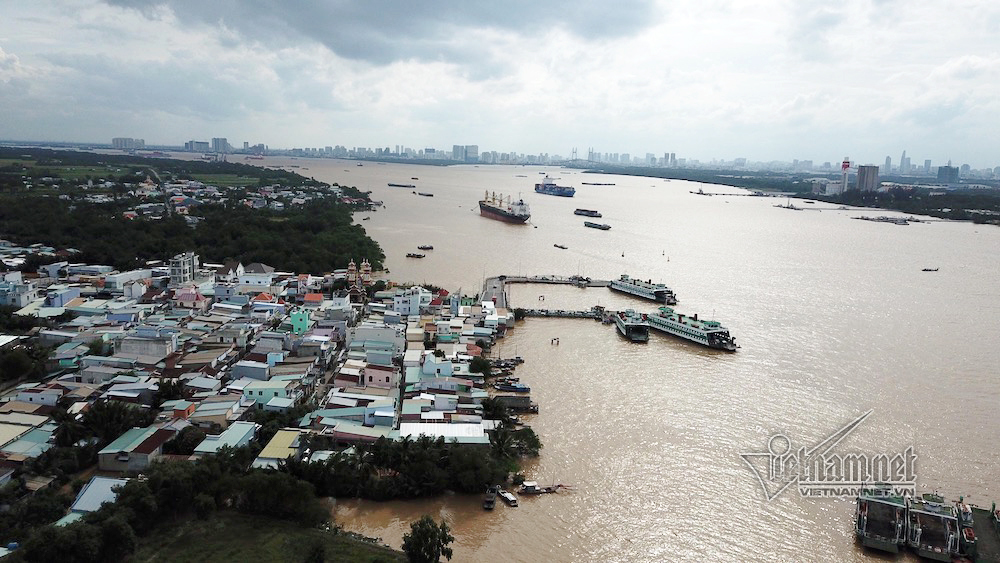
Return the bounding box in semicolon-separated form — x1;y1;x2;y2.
105;0;659;67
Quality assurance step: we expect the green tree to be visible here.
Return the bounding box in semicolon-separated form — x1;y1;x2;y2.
0;349;33;380
402;515;454;563
468;357;491;377
83;400;152;447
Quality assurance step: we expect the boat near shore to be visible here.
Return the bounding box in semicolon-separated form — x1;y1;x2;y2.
388;182;415;188
615;310;649;342
609;275;678;304
497;488;518;507
645;307;737;351
855;486;907;553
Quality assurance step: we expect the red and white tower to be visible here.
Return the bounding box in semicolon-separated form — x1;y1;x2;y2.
841;157;851;192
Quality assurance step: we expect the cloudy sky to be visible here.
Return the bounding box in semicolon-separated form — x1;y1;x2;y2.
2;0;999;167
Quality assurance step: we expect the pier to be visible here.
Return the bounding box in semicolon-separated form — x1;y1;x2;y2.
520;306;609;320
481;275;610;309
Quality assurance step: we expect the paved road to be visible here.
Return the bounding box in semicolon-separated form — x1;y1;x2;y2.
481;277;508;308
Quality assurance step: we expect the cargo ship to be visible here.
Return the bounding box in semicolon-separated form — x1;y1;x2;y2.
479;191;530;224
574;209;602;217
388;183;415;188
584;221;611;230
609;275;677;304
534;176;576;197
645;307;737;351
615;310;649;342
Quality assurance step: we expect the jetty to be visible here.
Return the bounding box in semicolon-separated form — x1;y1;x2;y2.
500;275;611;288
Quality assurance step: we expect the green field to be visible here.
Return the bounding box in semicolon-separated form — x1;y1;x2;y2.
191;173;258;187
132;512;403;562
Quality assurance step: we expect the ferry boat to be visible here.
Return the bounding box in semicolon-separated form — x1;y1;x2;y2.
534;176;576;197
584;221;611;230
609;275;678;304
855;486;907;553
479;191;530;224
388;183;415;188
907;493;960;561
615;310;649;342
646;307;737;351
574;209;602;217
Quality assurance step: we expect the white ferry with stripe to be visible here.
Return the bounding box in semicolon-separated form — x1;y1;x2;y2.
645;307;737;351
609;275;677;304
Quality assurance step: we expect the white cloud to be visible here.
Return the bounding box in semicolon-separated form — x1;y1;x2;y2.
0;0;999;167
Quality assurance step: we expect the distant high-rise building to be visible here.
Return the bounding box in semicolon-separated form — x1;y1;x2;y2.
883;156;891;175
243;141;249;150
184;140;210;152
923;159;931;174
857;165;880;191
464;145;479;163
452;145;465;161
899;150;907;174
111;137;144;150
211;138;229;153
937;165;959;183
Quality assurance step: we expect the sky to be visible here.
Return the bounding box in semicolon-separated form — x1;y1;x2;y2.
1;0;999;168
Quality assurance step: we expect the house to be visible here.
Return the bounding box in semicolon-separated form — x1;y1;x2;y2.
251;429;303;469
192;421;258;456
97;425;177;472
55;476;129;526
231;360;269;381
173;286;209;312
243;379;302;406
14;383;68;407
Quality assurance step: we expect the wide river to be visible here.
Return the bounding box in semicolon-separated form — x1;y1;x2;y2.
252;156;999;561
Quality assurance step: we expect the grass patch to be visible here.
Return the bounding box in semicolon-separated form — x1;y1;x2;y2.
132;511;403;563
191;174;257;187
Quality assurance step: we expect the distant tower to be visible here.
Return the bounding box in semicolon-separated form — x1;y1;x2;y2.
884;156;891;175
571;147;578;161
346;260;357;285
841;157;851;192
899;150;907;174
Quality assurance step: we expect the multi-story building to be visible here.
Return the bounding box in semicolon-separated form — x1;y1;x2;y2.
169;251;199;286
856;165;880;191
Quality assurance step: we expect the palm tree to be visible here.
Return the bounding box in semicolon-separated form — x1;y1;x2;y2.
489;428;516;462
51;408;87;447
83;400;145;447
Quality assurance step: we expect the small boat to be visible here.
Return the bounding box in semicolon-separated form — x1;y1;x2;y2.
411;177;419;180
574;209;602;217
581;182;615;186
584;221;611;230
494;382;530;393
554;244;567;250
922;268;939;272
357;163;363;166
417;245;434;250
483;486;497;510
406;253;425;258
362;217;370;221
388;183;415;188
520;481;570;495
497;488;518;507
417;192;434;197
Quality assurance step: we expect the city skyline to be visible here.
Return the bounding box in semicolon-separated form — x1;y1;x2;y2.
2;1;1000;168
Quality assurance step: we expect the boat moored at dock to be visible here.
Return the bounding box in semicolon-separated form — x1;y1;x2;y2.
497;488;518;507
479;191;531;224
534;176;576;197
609;275;678;304
646;307;737;351
615;310;649;342
907;493;960;561
855;486;907;553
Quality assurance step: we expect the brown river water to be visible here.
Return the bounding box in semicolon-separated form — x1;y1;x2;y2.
192;155;1000;561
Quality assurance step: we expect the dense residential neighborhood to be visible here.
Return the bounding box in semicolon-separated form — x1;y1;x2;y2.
0;244;529;560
